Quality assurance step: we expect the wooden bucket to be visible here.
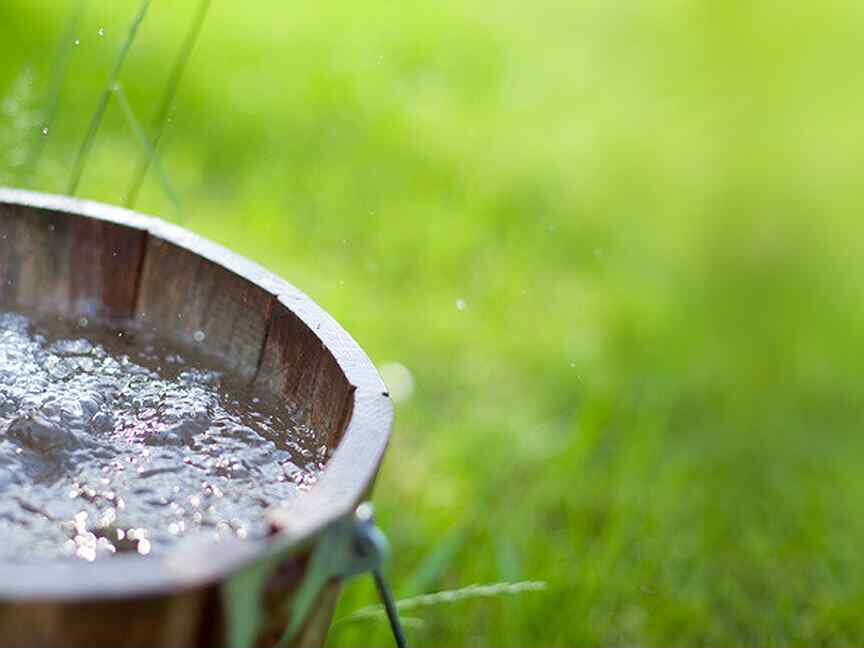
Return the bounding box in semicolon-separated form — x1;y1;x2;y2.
0;189;393;648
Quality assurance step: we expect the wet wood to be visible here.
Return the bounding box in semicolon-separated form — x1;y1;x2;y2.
0;202;146;320
136;236;275;381
0;189;393;648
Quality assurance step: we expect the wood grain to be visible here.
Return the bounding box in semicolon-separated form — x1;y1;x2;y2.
0;201;146;320
136;236;275;380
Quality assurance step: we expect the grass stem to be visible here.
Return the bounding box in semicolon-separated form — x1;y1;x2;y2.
16;0;88;187
112;83;182;220
66;0;151;196
335;581;547;626
125;0;211;208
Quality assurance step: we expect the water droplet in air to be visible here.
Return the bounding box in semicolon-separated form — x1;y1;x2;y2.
97;27;105;37
456;299;467;311
74;39;80;46
379;362;415;403
192;330;206;343
41;127;48;136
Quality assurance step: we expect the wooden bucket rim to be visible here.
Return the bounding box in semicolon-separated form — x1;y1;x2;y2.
0;188;393;601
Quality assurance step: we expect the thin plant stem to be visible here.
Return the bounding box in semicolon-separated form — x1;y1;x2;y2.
112;83;182;220
335;580;547;626
373;569;408;648
66;0;152;196
16;0;88;187
125;0;211;208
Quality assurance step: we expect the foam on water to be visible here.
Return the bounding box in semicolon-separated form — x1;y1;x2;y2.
0;311;325;561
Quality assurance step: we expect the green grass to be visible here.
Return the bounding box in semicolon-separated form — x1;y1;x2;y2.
3;1;864;646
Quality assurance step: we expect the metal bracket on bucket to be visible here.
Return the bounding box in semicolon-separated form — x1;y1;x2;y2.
282;502;388;643
224;503;405;648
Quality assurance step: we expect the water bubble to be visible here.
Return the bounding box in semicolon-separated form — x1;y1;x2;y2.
456;298;467;311
137;537;151;555
77;542;97;562
62;539;77;556
192;330;206;343
379;362;415;403
73;511;88;533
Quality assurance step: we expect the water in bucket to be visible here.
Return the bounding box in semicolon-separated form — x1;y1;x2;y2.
0;310;325;562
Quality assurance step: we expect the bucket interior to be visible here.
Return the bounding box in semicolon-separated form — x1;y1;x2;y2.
0;197;354;453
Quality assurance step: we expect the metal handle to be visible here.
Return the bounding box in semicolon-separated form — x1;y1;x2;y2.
224;503;408;648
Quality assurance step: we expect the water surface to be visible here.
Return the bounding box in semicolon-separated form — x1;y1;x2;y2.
0;311;325;561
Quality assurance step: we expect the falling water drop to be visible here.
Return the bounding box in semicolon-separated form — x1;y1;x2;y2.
456;298;467;311
97;27;105;37
379;362;415;403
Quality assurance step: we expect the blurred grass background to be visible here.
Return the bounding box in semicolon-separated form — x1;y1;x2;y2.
3;1;864;645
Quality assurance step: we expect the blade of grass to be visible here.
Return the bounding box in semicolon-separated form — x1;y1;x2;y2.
112;83;182;220
334;581;547;626
16;0;88;187
125;0;211;208
66;0;152;196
